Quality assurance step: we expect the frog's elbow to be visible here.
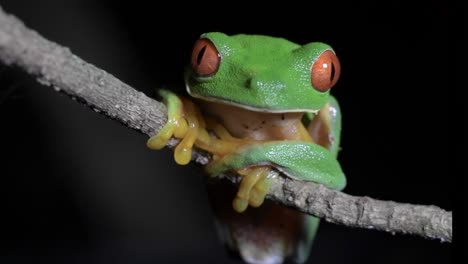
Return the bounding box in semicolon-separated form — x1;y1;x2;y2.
338;175;347;191
333;173;347;191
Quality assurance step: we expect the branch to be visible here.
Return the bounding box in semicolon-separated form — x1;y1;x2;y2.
0;6;451;243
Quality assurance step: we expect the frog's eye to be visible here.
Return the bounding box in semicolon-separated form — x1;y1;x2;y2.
191;38;220;76
311;50;341;92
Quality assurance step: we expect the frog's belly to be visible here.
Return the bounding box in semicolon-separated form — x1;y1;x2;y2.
200;101;313;263
206;178;311;264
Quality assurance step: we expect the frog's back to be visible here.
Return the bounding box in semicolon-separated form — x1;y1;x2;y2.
231;34;300;51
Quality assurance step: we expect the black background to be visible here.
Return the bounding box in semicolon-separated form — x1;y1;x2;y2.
0;0;455;263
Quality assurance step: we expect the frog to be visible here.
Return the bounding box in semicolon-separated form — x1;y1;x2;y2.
147;32;346;264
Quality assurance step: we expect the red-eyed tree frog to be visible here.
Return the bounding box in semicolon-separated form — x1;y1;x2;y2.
147;32;346;264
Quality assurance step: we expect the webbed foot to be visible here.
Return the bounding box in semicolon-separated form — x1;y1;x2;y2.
147;90;206;165
233;166;271;212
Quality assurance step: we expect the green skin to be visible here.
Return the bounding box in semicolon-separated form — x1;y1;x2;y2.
163;32;345;263
186;32;345;189
186;33;333;112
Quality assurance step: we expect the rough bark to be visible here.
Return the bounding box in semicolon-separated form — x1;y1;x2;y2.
0;5;451;242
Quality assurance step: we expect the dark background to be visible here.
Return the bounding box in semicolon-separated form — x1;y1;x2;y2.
0;0;454;263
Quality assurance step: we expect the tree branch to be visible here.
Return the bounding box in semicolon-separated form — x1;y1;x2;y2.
0;6;451;243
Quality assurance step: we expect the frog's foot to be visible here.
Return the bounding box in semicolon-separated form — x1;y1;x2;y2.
147;90;187;150
249;171;271;208
200;119;271;212
147;90;205;165
232;166;271;213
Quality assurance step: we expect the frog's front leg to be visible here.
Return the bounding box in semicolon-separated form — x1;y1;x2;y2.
147;90;252;165
229;166;270;212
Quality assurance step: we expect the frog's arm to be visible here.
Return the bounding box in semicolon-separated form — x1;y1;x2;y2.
304;95;342;158
205;140;346;191
147;89;253;168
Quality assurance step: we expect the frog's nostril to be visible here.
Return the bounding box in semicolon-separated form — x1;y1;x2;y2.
248;77;286;91
248;78;261;89
245;78;252;88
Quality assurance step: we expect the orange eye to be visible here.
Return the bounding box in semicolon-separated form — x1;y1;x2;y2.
311;50;341;92
191;38;220;76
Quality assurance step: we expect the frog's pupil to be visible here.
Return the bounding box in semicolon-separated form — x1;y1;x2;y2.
330;62;335;83
197;46;207;65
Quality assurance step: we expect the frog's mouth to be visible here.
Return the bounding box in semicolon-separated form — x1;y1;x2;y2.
185;82;320;115
193;93;319;114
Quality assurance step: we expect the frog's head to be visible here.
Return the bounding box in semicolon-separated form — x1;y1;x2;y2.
185;32;341;113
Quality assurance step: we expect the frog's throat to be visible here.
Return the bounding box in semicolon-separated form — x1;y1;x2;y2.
185;83;319;115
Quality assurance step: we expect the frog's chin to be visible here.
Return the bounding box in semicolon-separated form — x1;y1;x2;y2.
186;86;319;114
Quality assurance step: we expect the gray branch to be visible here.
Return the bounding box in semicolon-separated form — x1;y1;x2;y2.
0;6;451;243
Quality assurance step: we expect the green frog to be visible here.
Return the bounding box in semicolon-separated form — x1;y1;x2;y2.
147;32;346;264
